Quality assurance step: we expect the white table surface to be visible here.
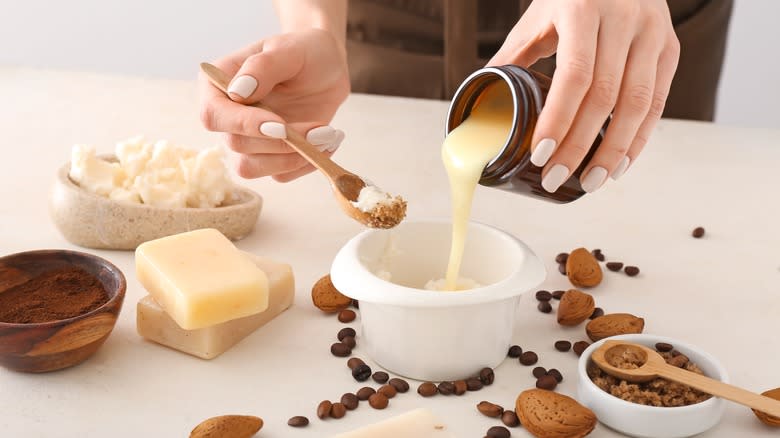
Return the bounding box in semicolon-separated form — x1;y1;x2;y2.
0;67;778;438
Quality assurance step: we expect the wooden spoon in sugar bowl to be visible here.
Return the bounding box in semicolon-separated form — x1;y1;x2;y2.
592;340;780;417
199;62;406;229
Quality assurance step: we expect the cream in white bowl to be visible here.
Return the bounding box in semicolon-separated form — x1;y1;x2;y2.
577;334;728;438
330;219;545;381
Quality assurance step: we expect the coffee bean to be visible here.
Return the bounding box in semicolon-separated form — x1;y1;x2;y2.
479;367;495;385
692;227;705;238
552;290;565;300
486;425;511;438
352;299;359;309
554;340;572;352
466;377;484;391
592;249;605;261
368;393;388;409
477;401;504;418
555;252;569;264
519;351;538;366
438;381;455;395
558;263;567;275
287;415;309;427
341;393;359;410
356;387;375;401
378;384;397;398
338;309;356;323
507;345;523;358
535;290;552;301
573;341;590;357
418;382;438;397
537;301;552;313
501;410;520;427
316;400;332;419
605;262;623;272
453;380;468;395
330;402;347;419
532;366;547;378
671;349;682;357
624;266;640;277
655;342;674;352
590;307;604;319
536;374;558;390
342;335;356;349
337;327;356;341
331;342;351;357
548;368;563;383
372;371;389;384
667;354;690;368
347;357;364;369
352;364;372;382
389;378;410;393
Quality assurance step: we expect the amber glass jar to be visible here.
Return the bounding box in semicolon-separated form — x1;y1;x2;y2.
445;65;607;204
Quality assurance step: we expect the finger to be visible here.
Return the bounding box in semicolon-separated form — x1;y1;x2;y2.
580;32;662;190
226;47;304;103
234;152;310;179
545;12;635;193
224;125;342;155
272;144;341;183
530;5;599;179
615;36;680;180
199;89;287;139
487;7;557;67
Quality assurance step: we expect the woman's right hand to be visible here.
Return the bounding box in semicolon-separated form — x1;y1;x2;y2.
199;28;351;182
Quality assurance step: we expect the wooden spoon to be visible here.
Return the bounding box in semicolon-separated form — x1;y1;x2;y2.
199;62;406;229
592;340;780;417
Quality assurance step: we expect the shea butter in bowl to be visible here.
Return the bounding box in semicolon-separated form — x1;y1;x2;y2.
50;139;262;250
330;219;545;382
577;334;728;438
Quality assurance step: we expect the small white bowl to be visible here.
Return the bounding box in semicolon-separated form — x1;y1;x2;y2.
50;160;262;250
330;219;545;381
577;334;728;438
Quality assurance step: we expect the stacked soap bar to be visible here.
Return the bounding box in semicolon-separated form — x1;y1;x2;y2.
135;228;294;359
334;409;453;437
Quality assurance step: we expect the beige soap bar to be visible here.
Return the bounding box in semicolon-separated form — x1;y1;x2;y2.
333;409;453;438
137;254;294;359
135;228;269;330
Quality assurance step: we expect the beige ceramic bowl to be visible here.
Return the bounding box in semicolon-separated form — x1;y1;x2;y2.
50;159;262;250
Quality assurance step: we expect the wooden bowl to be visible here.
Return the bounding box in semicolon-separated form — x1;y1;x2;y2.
0;250;126;372
50;158;263;250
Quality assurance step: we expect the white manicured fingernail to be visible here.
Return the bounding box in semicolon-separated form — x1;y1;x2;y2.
581;166;608;193
325;130;345;152
306;125;338;145
530;138;557;166
227;75;257;99
259;122;286;139
541;164;569;193
612;156;630;180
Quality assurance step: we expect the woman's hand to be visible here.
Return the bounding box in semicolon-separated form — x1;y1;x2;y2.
489;0;680;193
199;28;350;182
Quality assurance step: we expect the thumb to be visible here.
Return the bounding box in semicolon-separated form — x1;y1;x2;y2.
488;21;558;68
226;47;304;104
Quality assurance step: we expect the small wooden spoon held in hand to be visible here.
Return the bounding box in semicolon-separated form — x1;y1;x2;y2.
592;340;780;417
199;62;406;229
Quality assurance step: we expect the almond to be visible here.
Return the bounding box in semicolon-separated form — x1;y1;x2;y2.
586;313;645;342
557;289;595;326
752;387;780;427
190;415;263;438
566;248;603;288
311;274;352;313
516;389;597;438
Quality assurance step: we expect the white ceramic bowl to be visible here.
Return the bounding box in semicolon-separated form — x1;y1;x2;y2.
330;219;545;381
577;334;728;438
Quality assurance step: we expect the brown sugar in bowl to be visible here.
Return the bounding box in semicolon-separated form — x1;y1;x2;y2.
0;249;126;372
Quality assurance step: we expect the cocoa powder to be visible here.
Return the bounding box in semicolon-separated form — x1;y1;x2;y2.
0;267;109;323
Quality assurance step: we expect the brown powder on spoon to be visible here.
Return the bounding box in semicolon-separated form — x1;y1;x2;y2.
367;196;408;229
0;267;109;323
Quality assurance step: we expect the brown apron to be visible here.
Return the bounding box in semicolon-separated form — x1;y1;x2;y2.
346;0;733;121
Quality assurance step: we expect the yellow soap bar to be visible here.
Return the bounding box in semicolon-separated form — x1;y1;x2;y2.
135;228;268;330
333;409;453;438
137;254;294;359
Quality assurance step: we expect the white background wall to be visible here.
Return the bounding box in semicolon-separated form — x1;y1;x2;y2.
0;0;777;128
